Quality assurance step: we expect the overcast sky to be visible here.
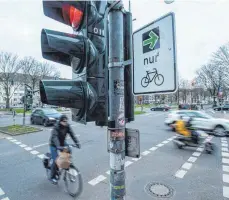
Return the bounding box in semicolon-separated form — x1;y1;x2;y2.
0;0;228;81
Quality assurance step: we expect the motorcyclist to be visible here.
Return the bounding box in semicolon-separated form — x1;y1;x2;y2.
175;116;191;137
49;114;81;184
185;117;199;144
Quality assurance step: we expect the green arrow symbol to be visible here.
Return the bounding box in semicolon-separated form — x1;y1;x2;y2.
143;31;159;50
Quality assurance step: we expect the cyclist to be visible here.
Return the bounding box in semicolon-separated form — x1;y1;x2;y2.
49;114;81;184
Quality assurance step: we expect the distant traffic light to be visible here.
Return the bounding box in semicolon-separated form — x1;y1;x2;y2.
40;1;108;125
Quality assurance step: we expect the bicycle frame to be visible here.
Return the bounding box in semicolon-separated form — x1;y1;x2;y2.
146;68;158;82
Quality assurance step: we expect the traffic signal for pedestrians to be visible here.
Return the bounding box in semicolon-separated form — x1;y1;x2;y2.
40;1;108;125
25;87;33;111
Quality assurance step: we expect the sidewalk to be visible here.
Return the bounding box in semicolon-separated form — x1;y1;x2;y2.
0;132;7;139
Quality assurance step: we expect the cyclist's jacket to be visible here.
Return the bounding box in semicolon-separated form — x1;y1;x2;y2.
49;123;79;147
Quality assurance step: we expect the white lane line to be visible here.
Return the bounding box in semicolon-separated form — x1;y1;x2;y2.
132;157;141;161
223;174;229;183
196;147;204;152
88;175;107;186
162;140;170;144
222;143;228;147
156;143;164;147
33;143;49;148
106;170;110;175
167;138;173;141
222;158;229;164
222;147;229;152
10;139;17;142
6;137;12;140
222;141;228;144
175;169;187;179
31;150;39;155
181;162;192;170
1;197;10;200
125;161;133;167
37;154;45;159
15;142;21;145
20;144;27;148
192;152;201;157
24;147;32;151
141;151;150;156
0;187;5;196
149;147;158;151
223;186;229;198
222;152;229;158
187;157;197;163
223;165;229;173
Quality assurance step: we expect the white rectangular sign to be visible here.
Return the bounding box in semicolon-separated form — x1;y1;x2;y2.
133;12;177;95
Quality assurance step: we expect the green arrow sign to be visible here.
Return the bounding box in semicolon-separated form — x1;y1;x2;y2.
143;31;159;50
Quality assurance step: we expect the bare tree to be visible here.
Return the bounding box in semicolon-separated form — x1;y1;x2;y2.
40;62;61;80
0;52;22;108
179;79;190;103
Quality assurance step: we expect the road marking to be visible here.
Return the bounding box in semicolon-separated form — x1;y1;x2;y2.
0;188;5;196
222;141;228;144
222;158;229;164
174;136;213;179
175;169;187;179
33;143;49;148
149;147;158;151
106;170;110;175
125;161;133;167
20;144;27;148
11;139;17;142
1;197;10;200
192;152;201;157
37;154;45;159
222;143;228;147
24;147;32;151
222;152;229;158
132;157;141;161
196;147;204;152
223;174;229;183
223;165;229;173
15;142;21;145
223;186;229;198
156;143;164;147
88;175;107;186
222;147;229;152
167;138;173;141
31;150;39;155
187;157;197;163
162;140;170;144
141;150;150;156
6;137;12;140
181;162;192;170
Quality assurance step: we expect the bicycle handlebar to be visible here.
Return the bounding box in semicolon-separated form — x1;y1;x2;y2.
57;144;80;150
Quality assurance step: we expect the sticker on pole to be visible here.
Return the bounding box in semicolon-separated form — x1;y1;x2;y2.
133;12;177;95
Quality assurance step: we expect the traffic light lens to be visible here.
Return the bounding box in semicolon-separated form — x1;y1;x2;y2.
62;5;83;30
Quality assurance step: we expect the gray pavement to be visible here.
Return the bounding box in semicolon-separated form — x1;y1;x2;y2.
0;111;228;200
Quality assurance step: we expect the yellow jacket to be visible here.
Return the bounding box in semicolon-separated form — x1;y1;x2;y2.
175;120;191;137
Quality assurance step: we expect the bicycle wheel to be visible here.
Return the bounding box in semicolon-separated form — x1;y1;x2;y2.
154;74;164;86
64;164;83;197
141;77;149;88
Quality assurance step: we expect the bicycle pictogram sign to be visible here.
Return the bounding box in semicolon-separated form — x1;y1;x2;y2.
141;68;164;88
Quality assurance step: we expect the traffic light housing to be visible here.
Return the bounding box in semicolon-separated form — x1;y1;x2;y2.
40;1;107;125
25;87;33;111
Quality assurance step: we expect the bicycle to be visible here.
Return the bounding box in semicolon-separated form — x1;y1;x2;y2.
42;144;83;198
141;68;164;88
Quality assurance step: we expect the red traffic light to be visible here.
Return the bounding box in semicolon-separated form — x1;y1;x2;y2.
62;4;83;30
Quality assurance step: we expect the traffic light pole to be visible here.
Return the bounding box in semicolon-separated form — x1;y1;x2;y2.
108;1;126;199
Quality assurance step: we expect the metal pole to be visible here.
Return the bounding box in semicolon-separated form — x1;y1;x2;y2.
108;1;126;199
23;84;26;126
129;0;131;12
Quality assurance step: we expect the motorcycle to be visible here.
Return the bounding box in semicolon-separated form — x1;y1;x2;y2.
173;130;214;154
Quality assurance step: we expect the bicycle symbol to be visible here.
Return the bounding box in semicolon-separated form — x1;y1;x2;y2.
141;68;164;88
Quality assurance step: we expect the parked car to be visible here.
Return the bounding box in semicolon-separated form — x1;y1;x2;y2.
213;104;229;111
164;110;229;137
150;105;171;111
30;108;62;127
178;104;199;110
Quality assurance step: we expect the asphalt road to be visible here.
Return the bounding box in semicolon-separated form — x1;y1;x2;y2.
0;111;228;200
